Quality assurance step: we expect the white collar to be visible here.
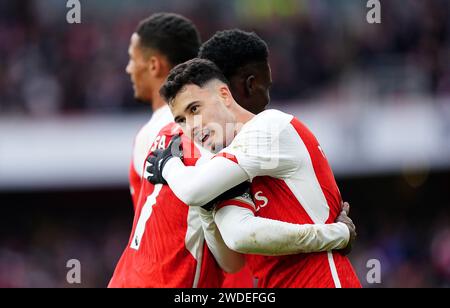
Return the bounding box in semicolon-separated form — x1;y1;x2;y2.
151;104;171;120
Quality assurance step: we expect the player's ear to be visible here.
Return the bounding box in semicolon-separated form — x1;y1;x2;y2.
219;85;233;107
245;75;256;97
148;56;162;78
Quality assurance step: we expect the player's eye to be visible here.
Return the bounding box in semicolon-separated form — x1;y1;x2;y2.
175;117;186;125
190;105;199;114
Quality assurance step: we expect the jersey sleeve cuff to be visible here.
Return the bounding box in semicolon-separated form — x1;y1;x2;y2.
335;222;351;247
216;198;256;214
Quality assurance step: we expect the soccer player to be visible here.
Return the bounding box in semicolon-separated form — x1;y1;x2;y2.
110;13;238;288
111;120;355;288
112;15;265;288
198;29;273;287
199;29;271;115
200;29;357;286
111;23;356;288
110;123;246;287
148;58;362;288
126;13;200;210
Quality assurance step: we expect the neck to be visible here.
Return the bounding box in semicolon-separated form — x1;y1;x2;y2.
233;105;255;135
150;80;166;112
151;94;166;112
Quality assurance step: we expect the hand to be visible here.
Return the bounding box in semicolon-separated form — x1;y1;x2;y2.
146;134;183;185
336;202;357;255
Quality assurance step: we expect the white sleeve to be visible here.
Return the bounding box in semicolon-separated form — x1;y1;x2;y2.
214;205;350;256
198;208;245;273
162;156;249;207
218;111;301;181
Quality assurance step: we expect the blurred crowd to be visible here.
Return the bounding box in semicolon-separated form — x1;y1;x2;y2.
351;210;450;288
0;0;449;116
0;202;448;288
0;223;127;288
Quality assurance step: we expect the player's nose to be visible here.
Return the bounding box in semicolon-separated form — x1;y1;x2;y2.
125;62;132;74
192;128;201;142
186;119;199;138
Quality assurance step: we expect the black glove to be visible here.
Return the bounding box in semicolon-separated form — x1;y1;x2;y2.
202;182;251;211
146;134;183;185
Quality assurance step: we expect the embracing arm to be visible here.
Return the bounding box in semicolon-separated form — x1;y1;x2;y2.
214;205;350;256
198;207;245;273
162;157;249;207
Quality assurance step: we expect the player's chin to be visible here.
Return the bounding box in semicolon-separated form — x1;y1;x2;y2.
202;142;213;153
211;143;224;154
134;92;146;103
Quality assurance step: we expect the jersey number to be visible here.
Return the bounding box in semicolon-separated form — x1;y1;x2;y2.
130;185;163;250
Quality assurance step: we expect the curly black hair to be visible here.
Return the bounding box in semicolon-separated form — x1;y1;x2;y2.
198;29;269;79
136;13;201;66
160;58;229;103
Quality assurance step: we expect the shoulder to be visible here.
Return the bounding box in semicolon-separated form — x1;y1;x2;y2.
156;123;204;167
240;109;293;135
252;109;293;124
145;123;180;155
159;122;181;137
257;109;293;122
232;110;294;146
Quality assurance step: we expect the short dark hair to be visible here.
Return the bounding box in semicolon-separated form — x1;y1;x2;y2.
136;13;201;66
160;58;229;103
198;29;269;79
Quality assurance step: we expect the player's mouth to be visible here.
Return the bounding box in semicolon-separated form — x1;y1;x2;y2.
195;128;213;148
200;130;210;145
130;78;136;88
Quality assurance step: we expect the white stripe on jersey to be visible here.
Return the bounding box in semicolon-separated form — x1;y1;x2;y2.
327;251;342;288
185;206;205;288
282;123;342;288
283;124;330;223
133;105;173;176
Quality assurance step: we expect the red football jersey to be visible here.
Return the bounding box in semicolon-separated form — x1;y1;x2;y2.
129;162;141;211
221;266;254;288
217;110;361;288
110;123;224;288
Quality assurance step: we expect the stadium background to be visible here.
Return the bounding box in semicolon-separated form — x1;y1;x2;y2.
0;0;449;287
